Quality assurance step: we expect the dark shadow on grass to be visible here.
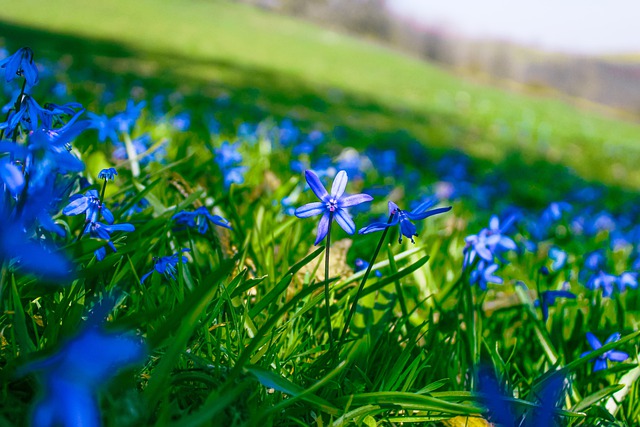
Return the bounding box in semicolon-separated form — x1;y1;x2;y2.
1;20;639;210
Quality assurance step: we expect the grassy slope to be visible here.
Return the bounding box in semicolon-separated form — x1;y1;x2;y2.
4;0;640;188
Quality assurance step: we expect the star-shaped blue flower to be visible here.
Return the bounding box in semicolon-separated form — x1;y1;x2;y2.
581;332;629;372
0;47;39;88
295;170;372;245
359;199;451;243
141;248;190;284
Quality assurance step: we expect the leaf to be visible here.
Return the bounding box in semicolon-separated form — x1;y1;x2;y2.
247;366;339;415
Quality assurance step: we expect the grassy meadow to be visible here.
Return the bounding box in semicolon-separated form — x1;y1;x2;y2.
1;1;640;426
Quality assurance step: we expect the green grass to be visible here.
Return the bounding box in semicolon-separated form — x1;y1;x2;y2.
2;2;640;426
3;0;640;188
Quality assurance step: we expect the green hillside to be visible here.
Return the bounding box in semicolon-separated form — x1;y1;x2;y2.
3;0;640;188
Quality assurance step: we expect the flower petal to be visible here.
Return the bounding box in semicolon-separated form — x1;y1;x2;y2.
330;170;348;199
334;209;356;235
607;350;629;362
604;332;621;345
295;202;325;218
409;198;437;215
586;332;602;350
340;193;373;208
305;170;328;201
406;206;452;221
314;212;330;245
359;221;394;235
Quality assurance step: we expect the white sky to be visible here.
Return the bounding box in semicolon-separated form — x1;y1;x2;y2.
387;0;640;55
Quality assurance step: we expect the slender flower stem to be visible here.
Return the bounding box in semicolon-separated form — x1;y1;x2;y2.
324;212;333;348
100;178;108;202
340;213;394;343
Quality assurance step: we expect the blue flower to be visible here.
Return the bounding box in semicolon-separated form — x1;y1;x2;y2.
41;102;83;130
87;112;118;143
0;47;39;88
469;260;503;290
581;332;629;372
295;170;373;245
618;272;638;292
586;270;617;297
172;206;231;234
98;167;118;181
463;215;517;267
354;258;382;278
63;189;114;224
214;141;246;188
359;199;451;244
548;247;567;271
28;326;145;427
140;248;190;284
112;99;145;134
83;221;135;261
537;290;576;321
478;365;565;426
0;94;46;137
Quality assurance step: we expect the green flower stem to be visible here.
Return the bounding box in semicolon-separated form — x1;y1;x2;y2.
325;211;334;348
340;213;394;343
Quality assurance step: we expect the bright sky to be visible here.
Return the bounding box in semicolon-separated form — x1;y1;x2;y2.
387;0;640;55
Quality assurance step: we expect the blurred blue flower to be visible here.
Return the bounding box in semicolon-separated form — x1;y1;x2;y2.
278;118;300;147
359;199;451;244
0;159;24;196
172;206;231;234
87;112;118;143
581;332;628;372
586;271;617;297
618;272;638;293
355;258;382;278
463;215;517;267
295;170;373;245
292;129;323;156
214;141;246;188
83;221;135;261
112;99;145;134
470;260;503;290
140;248;190;284
478;365;565;427
548;247;567;271
0;47;39;88
171;111;191;131
29;326;145;427
537;290;576;321
41;102;82;130
0;94;46;136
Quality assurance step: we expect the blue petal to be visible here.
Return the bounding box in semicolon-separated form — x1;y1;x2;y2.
295;202;325;218
314;212;330;245
334;209;356;235
0;161;24;195
604;332;621;345
409;198;437;215
340;193;373;208
607;350;629;362
586;332;602;350
305;170;328;201
405;206;452;221
330;170;348;199
593;358;608;372
140;270;154;284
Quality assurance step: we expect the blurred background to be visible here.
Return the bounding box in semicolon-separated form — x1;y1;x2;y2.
243;0;640;114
